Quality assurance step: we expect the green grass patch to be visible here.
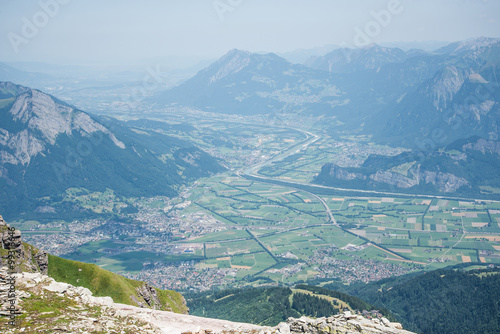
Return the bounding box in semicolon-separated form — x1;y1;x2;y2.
47;254;188;313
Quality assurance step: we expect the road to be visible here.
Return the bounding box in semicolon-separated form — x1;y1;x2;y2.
193;119;497;269
240;127;500;204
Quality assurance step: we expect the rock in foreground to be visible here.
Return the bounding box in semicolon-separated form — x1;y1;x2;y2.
284;312;415;334
0;269;417;333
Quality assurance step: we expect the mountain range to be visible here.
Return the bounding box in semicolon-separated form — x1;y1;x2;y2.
0;63;54;91
150;37;500;149
149;49;343;116
0;81;224;219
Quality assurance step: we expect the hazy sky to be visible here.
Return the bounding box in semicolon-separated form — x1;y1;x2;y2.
0;0;499;66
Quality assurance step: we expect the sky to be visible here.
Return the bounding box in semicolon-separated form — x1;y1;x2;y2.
0;0;499;66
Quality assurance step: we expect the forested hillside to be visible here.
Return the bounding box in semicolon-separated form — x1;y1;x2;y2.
185;286;390;326
335;265;500;334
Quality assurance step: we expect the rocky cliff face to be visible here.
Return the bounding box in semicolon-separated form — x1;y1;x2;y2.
463;138;500;155
322;162;469;193
368;168;469;193
315;135;500;197
0;82;124;167
328;164;367;182
379;37;500;146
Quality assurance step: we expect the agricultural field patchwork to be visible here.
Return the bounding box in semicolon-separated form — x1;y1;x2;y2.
19;116;500;292
149;173;500;290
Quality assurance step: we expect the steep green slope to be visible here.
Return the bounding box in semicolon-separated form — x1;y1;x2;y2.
0;220;188;315
47;254;188;314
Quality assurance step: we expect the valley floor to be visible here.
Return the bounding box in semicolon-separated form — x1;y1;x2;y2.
18;111;500;292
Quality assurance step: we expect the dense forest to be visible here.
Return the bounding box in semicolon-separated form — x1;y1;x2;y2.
295;285;394;320
291;292;336;318
186;266;500;333
185;286;386;326
335;265;500;334
186;287;300;326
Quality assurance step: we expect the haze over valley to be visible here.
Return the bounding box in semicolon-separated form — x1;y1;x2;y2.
1;1;500;333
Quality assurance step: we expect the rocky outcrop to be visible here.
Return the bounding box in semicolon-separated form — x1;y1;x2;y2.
1;228;21;251
0;222;48;274
463;138;500;155
319;160;470;193
369;170;418;189
423;65;468;110
420;170;469;193
136;283;162;309
178;312;416;334
0;268;162;333
369;168;469;193
33;250;48;275
319;136;500;196
327;164;366;181
283;312;415;334
131;279;188;313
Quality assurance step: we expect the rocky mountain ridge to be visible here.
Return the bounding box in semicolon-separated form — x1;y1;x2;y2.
0;81;124;166
0;82;224;218
149;49;342;115
315;136;500;198
148;38;499;148
378;37;500;146
306;44;408;73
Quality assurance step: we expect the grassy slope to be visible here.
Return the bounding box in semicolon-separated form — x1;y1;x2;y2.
47;254;188;314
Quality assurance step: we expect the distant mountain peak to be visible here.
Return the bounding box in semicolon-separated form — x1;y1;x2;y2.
455;36;499;52
361;42;380;49
204;49;253;84
436;37;500;55
223;48;252;58
308;44;407;73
